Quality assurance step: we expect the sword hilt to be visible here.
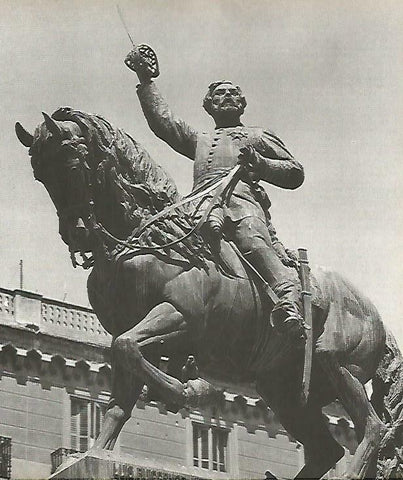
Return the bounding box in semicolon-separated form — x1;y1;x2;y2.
125;44;160;78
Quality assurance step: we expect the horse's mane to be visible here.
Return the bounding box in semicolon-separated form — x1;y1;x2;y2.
51;107;211;268
52;107;180;209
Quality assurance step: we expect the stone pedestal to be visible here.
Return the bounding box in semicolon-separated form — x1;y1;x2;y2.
49;449;208;480
49;450;117;479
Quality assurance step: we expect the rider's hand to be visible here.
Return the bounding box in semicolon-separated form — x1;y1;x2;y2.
125;49;154;84
238;145;262;182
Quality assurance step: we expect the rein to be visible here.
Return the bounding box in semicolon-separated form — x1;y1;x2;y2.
60;129;243;264
93;165;243;252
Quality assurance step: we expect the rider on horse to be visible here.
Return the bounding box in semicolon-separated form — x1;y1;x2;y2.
125;49;306;351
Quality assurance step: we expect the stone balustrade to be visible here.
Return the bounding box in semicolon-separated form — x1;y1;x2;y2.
0;290;14;323
0;287;111;347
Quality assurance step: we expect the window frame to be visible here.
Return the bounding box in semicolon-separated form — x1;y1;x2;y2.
0;436;11;480
69;395;107;452
192;422;230;473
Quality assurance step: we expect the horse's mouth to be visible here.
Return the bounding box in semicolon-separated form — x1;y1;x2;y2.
60;217;92;253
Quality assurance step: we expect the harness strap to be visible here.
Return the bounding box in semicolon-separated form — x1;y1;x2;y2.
193;165;243;233
94;165;243;252
136;166;239;236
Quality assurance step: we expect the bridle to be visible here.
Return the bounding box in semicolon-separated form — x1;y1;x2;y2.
57;135;244;269
49;138;99;269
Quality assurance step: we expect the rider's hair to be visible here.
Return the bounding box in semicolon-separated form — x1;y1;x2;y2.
203;81;247;116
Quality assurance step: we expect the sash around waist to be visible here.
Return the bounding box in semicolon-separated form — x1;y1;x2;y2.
192;167;233;191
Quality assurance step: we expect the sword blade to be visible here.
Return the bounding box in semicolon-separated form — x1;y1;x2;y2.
116;4;135;47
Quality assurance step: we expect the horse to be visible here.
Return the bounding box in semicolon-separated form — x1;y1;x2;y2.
15;108;403;479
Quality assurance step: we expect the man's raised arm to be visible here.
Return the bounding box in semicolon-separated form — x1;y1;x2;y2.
137;82;197;160
125;48;197;160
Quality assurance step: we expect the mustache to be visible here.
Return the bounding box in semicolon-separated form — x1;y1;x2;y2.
220;98;239;106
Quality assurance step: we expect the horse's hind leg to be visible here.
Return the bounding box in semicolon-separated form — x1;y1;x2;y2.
318;352;387;479
284;407;344;479
258;378;344;479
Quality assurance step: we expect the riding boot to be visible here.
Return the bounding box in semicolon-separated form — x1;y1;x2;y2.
270;279;306;342
243;248;306;342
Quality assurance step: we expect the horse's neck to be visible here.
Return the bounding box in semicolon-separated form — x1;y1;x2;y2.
93;187;141;241
85;122;180;244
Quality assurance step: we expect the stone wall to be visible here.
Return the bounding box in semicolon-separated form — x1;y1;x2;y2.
0;375;64;479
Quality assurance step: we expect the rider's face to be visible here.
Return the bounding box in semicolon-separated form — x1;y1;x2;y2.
210;83;244;115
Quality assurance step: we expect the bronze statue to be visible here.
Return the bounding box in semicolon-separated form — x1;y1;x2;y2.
15;45;402;479
127;49;307;364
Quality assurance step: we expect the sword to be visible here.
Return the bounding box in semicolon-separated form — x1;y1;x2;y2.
298;248;313;406
116;4;159;78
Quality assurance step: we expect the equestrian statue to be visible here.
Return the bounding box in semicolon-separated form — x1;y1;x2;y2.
15;45;402;479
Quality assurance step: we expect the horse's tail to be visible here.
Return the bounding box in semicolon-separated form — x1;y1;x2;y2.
371;328;403;479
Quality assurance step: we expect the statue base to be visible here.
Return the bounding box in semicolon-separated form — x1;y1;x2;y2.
49;449;208;480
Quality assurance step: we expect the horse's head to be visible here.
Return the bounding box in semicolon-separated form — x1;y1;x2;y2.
16;108;186;267
16;112;94;258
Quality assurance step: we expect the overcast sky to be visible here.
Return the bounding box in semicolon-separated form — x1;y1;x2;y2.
1;0;402;345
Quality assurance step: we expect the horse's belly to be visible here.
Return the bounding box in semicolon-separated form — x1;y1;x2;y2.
165;266;262;374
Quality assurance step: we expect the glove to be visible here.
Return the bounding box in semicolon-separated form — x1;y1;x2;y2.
238;145;262;182
124;44;159;82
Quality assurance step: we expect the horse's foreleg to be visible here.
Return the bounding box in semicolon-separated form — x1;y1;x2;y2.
317;352;387;479
92;334;145;450
92;302;187;451
92;368;143;451
113;302;189;408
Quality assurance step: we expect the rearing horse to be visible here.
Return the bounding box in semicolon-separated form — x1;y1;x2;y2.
15;108;402;479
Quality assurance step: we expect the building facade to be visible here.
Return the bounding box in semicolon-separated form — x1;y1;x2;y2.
0;287;356;479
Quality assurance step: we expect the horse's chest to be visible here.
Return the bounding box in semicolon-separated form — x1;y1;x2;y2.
87;257;167;336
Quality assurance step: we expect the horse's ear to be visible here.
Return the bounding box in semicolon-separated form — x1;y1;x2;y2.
15;122;34;147
42;112;62;141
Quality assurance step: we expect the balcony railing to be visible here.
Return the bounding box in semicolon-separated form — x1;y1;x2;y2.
0;287;111;347
41;300;111;346
50;447;79;474
0;437;11;480
0;291;14;322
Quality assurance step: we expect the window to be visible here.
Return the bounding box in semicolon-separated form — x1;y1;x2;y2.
193;423;228;472
70;397;106;452
0;436;11;479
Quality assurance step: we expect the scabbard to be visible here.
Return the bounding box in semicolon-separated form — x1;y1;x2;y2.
298;248;313;405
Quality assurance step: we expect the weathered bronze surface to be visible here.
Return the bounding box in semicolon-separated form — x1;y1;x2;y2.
15;47;403;479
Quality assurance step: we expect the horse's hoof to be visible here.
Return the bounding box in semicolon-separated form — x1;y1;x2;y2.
184;378;222;408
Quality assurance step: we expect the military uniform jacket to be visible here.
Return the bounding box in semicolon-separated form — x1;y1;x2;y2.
137;82;304;222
